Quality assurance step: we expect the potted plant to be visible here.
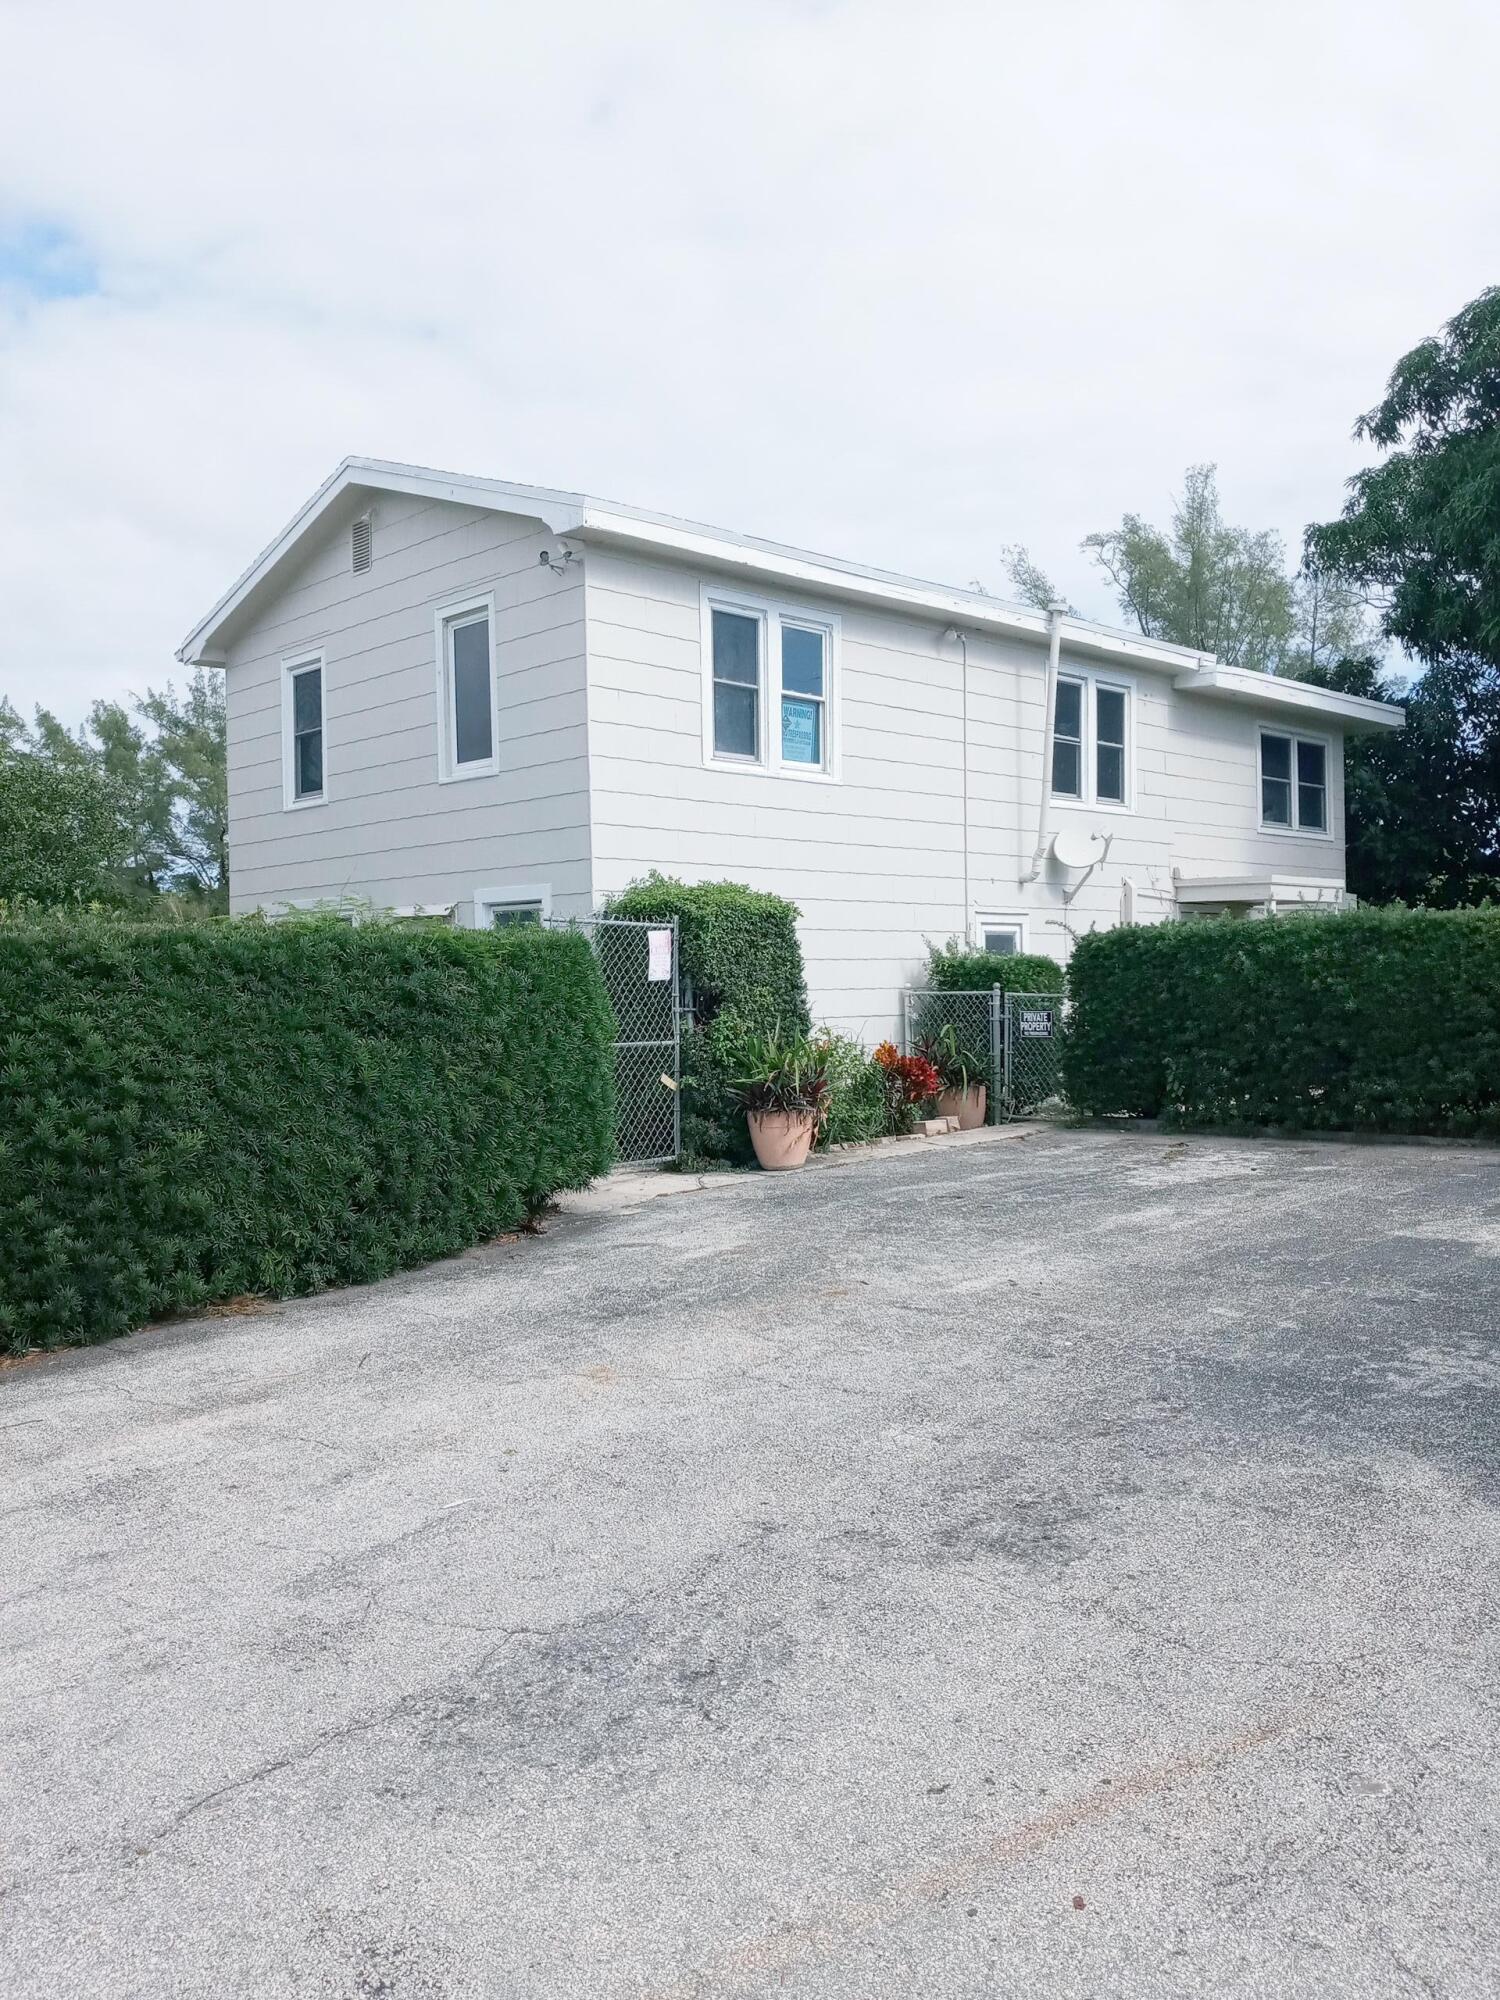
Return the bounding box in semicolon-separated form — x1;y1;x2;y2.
920;1025;988;1129
729;1027;832;1170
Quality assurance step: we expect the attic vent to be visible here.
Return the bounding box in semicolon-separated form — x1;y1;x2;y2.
351;516;372;574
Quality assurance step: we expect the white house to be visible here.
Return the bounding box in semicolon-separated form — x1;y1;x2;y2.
178;457;1403;1043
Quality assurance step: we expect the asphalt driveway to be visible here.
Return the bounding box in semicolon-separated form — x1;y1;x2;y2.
5;1127;1500;1999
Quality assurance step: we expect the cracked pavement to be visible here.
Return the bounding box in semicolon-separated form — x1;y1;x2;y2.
4;1127;1500;1997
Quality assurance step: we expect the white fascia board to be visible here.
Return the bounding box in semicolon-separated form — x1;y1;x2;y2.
570;507;1053;639
1173;664;1404;733
176;458;587;665
177;453;1259;682
570;507;1213;673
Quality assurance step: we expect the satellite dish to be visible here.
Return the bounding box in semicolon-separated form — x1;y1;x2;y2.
1051;826;1100;870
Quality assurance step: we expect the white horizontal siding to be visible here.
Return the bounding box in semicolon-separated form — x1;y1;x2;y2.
582;548;1350;1040
222;494;592;924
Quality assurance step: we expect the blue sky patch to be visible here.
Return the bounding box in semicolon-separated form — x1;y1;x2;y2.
0;221;100;301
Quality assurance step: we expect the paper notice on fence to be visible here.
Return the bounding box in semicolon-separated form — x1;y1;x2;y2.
647;928;672;982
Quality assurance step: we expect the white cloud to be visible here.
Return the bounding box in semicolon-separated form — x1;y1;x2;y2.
1;0;1496;718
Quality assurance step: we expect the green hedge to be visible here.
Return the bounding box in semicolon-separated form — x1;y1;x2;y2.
602;875;808;1164
1064;909;1500;1135
605;873;808;1027
926;941;1063;994
0;917;615;1354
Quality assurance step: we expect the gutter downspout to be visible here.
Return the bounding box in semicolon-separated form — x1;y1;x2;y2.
944;627;970;937
1020;600;1068;884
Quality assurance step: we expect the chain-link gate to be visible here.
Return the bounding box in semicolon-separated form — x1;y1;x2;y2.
553;916;680;1165
902;985;1069;1121
901;987;1004;1123
1003;990;1067;1115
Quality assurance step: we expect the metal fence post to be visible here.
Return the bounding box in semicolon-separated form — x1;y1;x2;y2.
991;984;1004;1122
671;916;681;1163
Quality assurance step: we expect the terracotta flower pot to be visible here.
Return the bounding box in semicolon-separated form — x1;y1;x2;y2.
937;1083;987;1131
746;1108;816;1170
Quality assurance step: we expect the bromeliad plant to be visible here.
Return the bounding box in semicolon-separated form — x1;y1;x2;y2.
872;1041;940;1133
728;1025;833;1120
917;1023;986;1094
915;1021;990;1128
727;1023;833;1170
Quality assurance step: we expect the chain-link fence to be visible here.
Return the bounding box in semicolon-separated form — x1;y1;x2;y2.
551;916;680;1165
902;986;1069;1121
901;987;1003;1123
1003;990;1067;1115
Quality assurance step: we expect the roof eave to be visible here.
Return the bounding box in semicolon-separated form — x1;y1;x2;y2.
1172;664;1404;733
176;458;588;665
175;461;1401;733
570;507;1215;675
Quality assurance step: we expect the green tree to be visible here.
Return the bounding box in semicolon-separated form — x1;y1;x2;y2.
1082;463;1297;670
6;670;228;907
0;752;129;907
1003;471;1378;666
999;545;1073;614
1286;559;1380;679
137;673;228;900
1305;286;1500;903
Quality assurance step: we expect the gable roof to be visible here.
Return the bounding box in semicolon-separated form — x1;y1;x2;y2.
177;456;1403;733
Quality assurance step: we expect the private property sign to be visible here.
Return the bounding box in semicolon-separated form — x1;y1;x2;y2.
1018;1008;1055;1039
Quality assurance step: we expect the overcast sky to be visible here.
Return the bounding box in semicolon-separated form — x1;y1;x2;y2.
1;0;1496;723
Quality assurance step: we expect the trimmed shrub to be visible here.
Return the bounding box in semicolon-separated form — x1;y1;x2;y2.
925;940;1063;994
603;876;809;1163
1064;908;1500;1135
605;874;808;1027
0;916;615;1354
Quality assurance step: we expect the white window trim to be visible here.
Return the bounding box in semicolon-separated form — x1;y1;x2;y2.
1258;727;1334;840
699;585;841;783
434;593;500;783
1051;668;1135;814
471;882;552;929
280;650;327;811
973;911;1030;955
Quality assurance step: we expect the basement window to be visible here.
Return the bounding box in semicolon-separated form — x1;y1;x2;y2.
474;883;552;929
975;913;1027;956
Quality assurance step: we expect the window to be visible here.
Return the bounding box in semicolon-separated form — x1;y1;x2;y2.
1297;739;1327;830
473;883;551;929
1096;686;1127;804
1051;674;1130;808
436;598;498;780
1261;732;1329;833
976;914;1027;956
702;590;839;778
780;625;826;766
712;608;760;759
282;653;325;808
1052;679;1083;798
